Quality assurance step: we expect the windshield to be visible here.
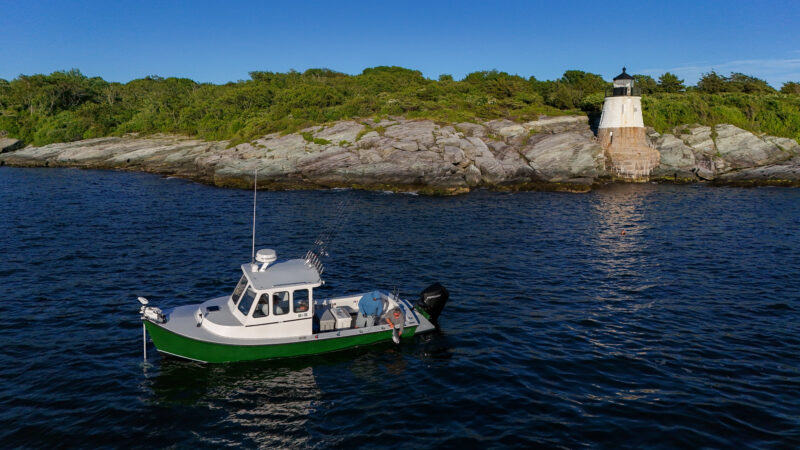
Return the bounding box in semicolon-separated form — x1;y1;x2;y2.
231;275;248;305
237;286;258;316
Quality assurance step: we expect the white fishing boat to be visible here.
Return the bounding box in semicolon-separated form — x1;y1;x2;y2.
138;173;448;363
139;248;448;363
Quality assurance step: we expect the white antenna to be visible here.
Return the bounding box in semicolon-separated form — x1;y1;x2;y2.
251;169;258;264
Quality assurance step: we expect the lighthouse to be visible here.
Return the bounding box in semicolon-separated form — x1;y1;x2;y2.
597;67;660;180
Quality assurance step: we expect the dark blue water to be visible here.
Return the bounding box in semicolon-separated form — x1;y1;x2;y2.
1;167;799;448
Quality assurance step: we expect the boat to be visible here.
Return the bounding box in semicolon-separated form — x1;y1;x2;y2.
138;248;449;363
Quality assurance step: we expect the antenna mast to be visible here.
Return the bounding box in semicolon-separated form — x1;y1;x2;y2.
251;169;258;264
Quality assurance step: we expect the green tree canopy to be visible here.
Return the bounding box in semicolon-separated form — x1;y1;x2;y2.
633;74;658;94
1;66;798;147
559;70;607;95
781;81;800;94
658;72;685;93
697;71;727;93
727;73;775;93
697;71;775;94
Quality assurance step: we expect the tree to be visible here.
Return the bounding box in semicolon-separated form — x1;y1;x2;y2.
697;71;726;93
697;71;775;94
658;72;685;93
546;82;581;109
633;74;658;94
559;70;607;96
781;81;800;94
727;73;775;93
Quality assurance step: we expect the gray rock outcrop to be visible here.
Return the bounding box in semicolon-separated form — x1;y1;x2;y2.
650;124;800;183
0;116;604;193
0;138;24;153
1;116;799;192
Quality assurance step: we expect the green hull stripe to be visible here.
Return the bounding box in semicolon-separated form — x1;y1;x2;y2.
415;306;431;320
144;321;418;363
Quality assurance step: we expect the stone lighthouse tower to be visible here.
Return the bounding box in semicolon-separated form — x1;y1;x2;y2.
597;67;660;180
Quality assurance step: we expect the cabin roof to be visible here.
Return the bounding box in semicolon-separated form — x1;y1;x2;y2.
242;258;322;290
614;67;634;81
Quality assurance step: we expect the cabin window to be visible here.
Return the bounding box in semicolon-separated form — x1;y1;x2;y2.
237;286;257;316
293;289;310;313
273;291;290;316
231;275;248;305
252;293;270;318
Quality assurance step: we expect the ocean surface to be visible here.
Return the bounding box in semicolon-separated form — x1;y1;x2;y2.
1;167;799;448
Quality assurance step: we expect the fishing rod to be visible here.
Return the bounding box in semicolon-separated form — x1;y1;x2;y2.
304;198;352;274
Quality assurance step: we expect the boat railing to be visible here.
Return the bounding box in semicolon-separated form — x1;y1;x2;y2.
605;86;643;97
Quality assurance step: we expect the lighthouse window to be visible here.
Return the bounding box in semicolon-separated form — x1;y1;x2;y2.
231;275;248;305
237;286;258;316
273;291;290;315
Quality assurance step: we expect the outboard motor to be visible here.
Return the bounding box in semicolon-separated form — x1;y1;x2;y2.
416;283;449;323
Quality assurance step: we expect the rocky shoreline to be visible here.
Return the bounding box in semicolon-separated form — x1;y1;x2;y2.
2;116;799;193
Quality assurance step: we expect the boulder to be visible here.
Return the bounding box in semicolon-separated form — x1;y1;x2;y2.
764;136;800;156
313;121;364;144
464;164;482;186
679;126;716;155
522;131;603;182
714;124;790;169
717;162;800;182
498;124;525;138
443;146;465;164
0;138;23;153
487;142;536;182
382;120;436;148
455;123;486;138
474;150;507;185
651;134;696;178
483;119;518;136
522;116;589;134
392;140;419;152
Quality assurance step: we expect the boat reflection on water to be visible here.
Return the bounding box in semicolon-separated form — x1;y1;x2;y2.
142;332;453;447
145;358;321;447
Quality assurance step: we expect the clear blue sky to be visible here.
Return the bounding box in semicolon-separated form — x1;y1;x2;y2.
1;0;798;87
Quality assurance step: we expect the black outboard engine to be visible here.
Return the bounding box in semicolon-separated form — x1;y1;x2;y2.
416;283;449;323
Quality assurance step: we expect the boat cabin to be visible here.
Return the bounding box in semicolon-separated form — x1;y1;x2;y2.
215;250;323;339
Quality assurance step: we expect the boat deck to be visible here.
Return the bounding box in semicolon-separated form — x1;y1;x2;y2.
155;294;433;346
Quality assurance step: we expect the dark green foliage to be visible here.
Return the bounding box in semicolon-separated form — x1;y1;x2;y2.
697;71;727;93
780;81;800;94
726;73;775;93
698;71;775;94
538;70;608;110
0;67;797;146
658;72;685;93
633;75;658;94
300;131;331;145
697;70;725;94
643;92;800;140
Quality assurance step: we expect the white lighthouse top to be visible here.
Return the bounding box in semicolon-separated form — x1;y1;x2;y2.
599;67;644;129
613;67;634;88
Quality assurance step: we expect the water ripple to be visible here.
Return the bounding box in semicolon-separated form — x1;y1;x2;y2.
0;169;799;448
